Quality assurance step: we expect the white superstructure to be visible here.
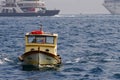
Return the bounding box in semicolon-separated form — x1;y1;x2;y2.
103;0;120;14
17;0;46;12
0;0;46;13
0;0;60;16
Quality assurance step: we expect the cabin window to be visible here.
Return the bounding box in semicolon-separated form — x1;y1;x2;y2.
46;37;54;44
36;37;45;43
27;36;54;44
28;36;35;43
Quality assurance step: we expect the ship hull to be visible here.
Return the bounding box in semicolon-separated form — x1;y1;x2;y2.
103;1;120;15
19;51;61;70
0;10;60;16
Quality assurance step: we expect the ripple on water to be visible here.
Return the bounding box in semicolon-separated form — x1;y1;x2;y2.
89;67;103;74
63;67;85;72
0;15;120;80
113;73;120;79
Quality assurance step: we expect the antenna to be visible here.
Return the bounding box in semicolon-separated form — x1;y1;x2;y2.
40;24;43;31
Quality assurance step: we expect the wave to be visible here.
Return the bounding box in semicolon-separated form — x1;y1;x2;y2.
65;57;81;64
0;53;18;65
0;57;12;65
52;14;80;18
113;73;120;79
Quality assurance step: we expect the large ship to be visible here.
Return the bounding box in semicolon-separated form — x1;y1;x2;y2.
0;0;60;16
103;0;120;15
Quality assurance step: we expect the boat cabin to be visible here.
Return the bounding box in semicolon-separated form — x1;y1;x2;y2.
25;32;58;56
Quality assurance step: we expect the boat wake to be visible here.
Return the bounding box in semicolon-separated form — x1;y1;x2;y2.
52;14;80;18
0;53;18;65
0;57;12;65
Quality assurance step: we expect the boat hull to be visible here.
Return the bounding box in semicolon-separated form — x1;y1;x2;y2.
19;51;61;69
103;1;120;15
0;10;60;16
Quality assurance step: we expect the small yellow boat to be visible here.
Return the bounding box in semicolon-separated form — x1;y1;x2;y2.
18;27;61;70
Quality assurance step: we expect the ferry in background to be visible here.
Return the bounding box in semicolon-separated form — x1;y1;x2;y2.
0;0;60;16
103;0;120;15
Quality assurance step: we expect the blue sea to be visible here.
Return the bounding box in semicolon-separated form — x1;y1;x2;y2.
0;14;120;80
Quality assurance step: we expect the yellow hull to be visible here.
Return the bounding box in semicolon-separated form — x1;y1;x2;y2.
19;51;61;69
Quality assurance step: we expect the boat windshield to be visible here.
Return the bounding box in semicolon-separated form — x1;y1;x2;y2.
27;36;54;44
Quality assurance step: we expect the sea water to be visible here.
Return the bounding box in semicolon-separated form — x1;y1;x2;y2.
0;15;120;80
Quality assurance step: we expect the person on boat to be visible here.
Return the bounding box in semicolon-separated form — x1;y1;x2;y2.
32;36;45;43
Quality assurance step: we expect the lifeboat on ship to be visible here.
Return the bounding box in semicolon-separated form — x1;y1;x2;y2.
18;26;61;70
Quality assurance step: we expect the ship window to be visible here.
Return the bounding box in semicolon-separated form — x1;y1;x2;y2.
46;37;54;44
28;36;35;43
27;36;54;44
36;37;45;43
28;36;45;43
